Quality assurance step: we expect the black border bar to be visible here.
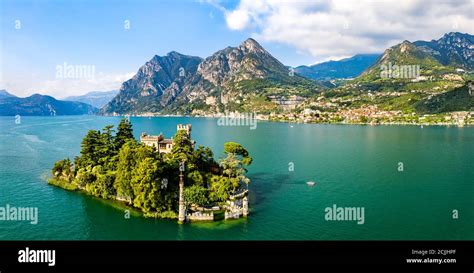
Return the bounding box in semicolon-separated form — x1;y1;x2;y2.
0;241;472;272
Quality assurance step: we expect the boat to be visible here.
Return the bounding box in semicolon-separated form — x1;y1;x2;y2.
306;181;316;186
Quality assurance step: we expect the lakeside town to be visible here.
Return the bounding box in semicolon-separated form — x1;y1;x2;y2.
121;97;473;127
128;108;473;127
116;80;474;127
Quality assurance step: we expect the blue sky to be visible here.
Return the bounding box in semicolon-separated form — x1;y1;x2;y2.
1;0;473;98
1;0;308;97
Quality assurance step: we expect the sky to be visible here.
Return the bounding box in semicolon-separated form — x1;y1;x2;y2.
1;0;473;98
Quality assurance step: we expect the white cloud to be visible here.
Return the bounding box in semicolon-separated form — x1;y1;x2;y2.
213;0;474;62
226;9;251;30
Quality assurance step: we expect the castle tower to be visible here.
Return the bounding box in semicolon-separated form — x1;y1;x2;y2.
177;124;192;136
178;162;186;223
242;196;249;217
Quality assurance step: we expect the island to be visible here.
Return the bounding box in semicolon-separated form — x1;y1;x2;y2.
49;118;252;222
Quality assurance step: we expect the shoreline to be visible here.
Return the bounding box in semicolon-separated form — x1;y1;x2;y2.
98;113;473;127
3;113;472;127
48;177;246;223
47;177;178;220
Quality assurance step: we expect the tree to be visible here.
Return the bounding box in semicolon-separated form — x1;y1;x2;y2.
98;125;115;167
85;165;115;198
208;175;233;202
168;129;195;163
220;153;243;181
91;168;116;199
115;118;134;150
194;145;217;173
52;158;72;180
131;158;162;213
187;170;204;186
223;142;253;166
75;165;96;187
115;141;158;204
184;184;209;206
78;130;102;168
220;142;252;190
114;141;137;202
165;130;197;187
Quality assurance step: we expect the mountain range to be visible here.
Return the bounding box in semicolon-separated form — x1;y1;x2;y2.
0;93;97;116
64;90;119;108
294;54;380;80
1;32;472;117
346;32;472;94
413;32;474;70
101;38;320;115
0;89;16;99
101;32;472;116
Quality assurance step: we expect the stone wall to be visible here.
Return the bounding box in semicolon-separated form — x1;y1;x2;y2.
187;211;214;221
225;191;249;220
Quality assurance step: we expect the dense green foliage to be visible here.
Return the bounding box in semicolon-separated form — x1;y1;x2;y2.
415;84;474;114
49;119;252;217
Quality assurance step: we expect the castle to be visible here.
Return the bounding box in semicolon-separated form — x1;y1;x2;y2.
140;124;192;154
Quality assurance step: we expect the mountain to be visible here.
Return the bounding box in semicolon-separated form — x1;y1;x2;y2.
352;37;469;91
415;83;474;114
356;40;444;83
101;38;321;115
294;54;380;80
64;90;119;108
414;32;474;70
0;94;97;116
101;51;202;114
328;33;473;115
101;33;472;117
0;89;16;99
357;33;473;86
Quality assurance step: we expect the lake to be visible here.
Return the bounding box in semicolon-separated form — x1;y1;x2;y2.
0;116;472;240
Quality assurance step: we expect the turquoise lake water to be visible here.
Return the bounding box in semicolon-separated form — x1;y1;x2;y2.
0;116;472;240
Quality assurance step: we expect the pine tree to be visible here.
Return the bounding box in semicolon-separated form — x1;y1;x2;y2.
115;118;134;150
78;130;102;168
219;142;253;192
98;125;115;167
131;158;162;212
114;141;137;202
